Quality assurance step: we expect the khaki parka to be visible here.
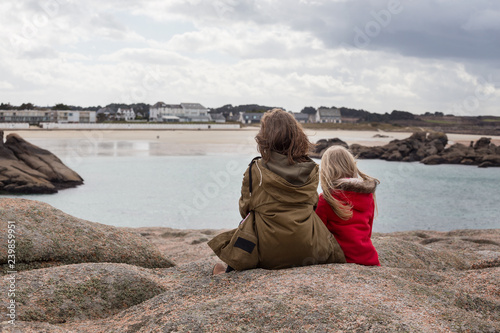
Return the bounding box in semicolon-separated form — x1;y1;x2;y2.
208;152;346;270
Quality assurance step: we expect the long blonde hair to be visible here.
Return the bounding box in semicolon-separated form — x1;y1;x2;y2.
320;146;379;220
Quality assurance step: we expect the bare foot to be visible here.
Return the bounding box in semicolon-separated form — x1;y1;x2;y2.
212;263;226;275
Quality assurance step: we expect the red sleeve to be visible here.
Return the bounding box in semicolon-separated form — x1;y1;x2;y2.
315;194;334;233
368;195;375;238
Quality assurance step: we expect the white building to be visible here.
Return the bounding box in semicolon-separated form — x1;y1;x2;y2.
116;108;136;121
149;102;211;122
239;112;264;124
0;110;96;124
0;110;54;123
56;110;96;123
315;107;342;123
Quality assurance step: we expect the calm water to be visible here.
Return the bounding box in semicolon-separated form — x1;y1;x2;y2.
2;139;499;232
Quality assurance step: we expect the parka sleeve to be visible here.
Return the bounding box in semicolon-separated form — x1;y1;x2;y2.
238;166;251;219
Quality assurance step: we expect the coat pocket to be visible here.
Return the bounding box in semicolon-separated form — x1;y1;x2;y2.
207;212;259;271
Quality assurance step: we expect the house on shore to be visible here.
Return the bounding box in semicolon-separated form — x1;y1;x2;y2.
291;112;310;124
116;108;136;121
149;102;211;122
315;107;342;123
239;112;264;124
0;110;96;125
225;112;240;122
210;113;226;123
0;110;55;124
97;107;114;120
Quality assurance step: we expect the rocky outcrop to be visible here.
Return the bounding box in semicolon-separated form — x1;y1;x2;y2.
1;263;166;324
1;199;498;332
421;136;500;167
0;131;83;194
316;132;500;167
310;138;348;158
0;198;175;272
350;131;449;162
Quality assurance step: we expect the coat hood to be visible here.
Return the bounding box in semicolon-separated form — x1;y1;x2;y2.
333;178;378;194
331;178;377;213
259;152;318;205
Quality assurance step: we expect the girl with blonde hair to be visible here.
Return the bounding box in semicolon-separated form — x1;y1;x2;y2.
315;145;381;266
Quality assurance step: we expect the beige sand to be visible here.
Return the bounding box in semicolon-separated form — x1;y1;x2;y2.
4;128;499;156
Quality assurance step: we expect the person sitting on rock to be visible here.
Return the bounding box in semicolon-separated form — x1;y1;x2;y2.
209;109;346;274
315;146;381;266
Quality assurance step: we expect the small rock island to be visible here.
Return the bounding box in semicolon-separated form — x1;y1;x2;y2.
311;132;500;167
0;130;83;194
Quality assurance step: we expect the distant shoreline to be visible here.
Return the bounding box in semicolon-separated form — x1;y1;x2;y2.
5;128;500;147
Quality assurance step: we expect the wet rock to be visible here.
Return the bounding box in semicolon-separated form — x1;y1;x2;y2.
421;155;447;165
385;150;403;161
460;158;476;165
477;154;500;167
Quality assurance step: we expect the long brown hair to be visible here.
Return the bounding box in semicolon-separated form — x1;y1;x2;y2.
255;108;313;164
320;146;379;220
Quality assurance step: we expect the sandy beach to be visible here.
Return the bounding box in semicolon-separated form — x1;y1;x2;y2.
4;128;500;157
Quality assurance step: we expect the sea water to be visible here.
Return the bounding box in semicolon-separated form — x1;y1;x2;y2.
2;139;499;232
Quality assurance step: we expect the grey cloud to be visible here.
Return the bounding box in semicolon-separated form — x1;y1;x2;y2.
100;49;190;66
89;12;131;40
303;1;500;62
19;45;59;59
165;0;500;62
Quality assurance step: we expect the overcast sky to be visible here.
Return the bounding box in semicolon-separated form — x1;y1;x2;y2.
1;0;499;115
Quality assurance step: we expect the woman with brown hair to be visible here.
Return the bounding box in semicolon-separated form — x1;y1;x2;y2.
208;109;346;274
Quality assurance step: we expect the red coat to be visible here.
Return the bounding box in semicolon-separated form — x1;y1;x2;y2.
315;190;380;266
